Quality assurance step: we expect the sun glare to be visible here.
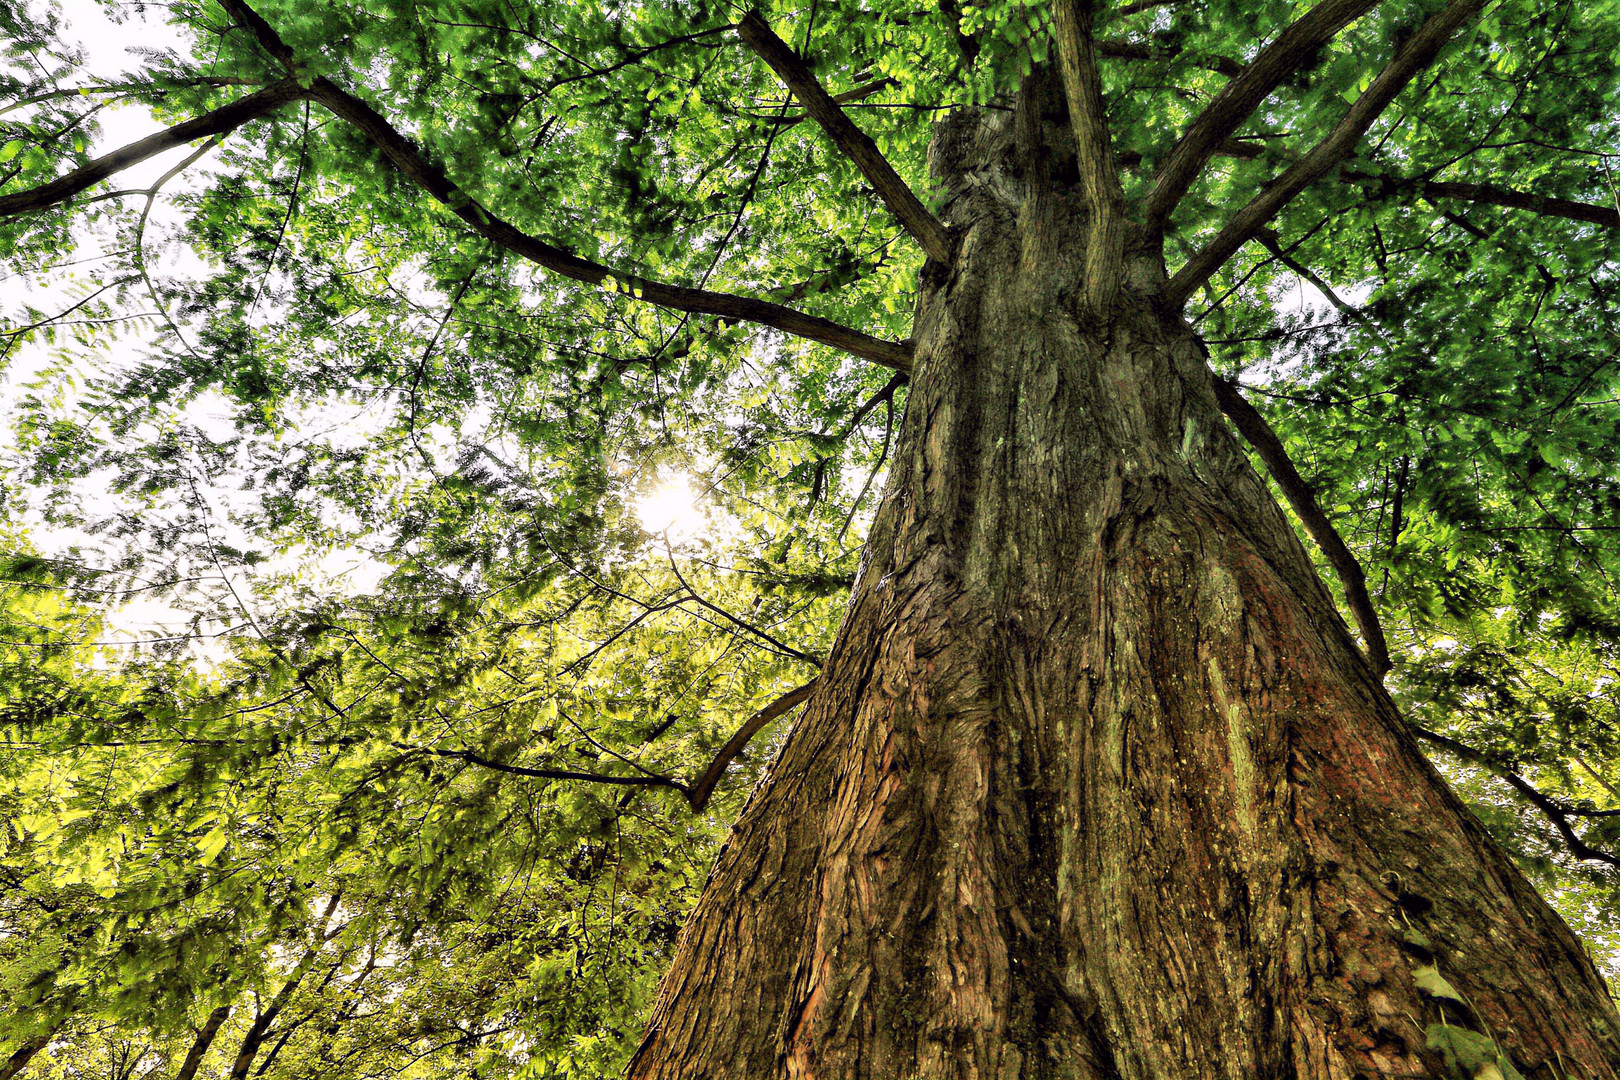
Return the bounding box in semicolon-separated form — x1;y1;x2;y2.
636;476;705;541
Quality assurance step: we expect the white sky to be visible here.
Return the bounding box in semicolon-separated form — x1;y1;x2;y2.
2;2;398;658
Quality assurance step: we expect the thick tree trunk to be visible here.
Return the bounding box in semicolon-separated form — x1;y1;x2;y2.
628;86;1620;1080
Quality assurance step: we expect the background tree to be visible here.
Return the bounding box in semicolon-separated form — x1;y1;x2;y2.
2;0;1620;1076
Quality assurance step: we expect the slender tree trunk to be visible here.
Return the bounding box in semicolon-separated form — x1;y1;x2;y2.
175;1006;231;1080
0;1035;51;1080
627;86;1620;1079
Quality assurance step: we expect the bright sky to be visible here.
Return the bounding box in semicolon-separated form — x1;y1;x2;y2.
6;2;710;657
0;2;395;658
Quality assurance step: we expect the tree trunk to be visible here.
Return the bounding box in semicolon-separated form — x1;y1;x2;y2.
627;84;1620;1080
175;1006;231;1080
0;1035;52;1080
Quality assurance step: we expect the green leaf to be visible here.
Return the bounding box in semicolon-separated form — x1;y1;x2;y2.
1425;1024;1497;1074
1402;926;1433;950
1413;964;1468;1004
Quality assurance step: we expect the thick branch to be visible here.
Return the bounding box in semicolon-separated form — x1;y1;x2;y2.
229;897;339;1080
176;1007;232;1080
687;678;820;811
737;12;951;264
0;1036;52;1080
1212;376;1391;676
0;79;307;218
218;0;914;372
1143;0;1382;232
1166;0;1487;308
1052;0;1127;314
1360;175;1620;229
398;743;688;792
1413;725;1620;869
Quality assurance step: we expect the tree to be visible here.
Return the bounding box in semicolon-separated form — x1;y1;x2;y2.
3;0;1620;1076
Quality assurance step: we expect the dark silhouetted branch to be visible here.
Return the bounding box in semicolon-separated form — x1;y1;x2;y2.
218;0;914;372
737;12;952;265
688;678;820;811
1413;725;1620;869
1212;376;1391;676
176;1007;232;1080
228;895;341;1080
1356;174;1620;229
1097;39;1244;78
0;1035;54;1080
397;743;688;792
1254;227;1378;330
0;79;307;218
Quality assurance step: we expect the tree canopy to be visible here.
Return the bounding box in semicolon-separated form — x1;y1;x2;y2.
1;0;1619;1075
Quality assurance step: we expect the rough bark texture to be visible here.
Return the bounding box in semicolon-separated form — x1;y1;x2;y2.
627;84;1620;1080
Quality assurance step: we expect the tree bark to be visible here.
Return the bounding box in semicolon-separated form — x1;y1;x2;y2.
175;1006;231;1080
0;1035;51;1080
627;85;1620;1080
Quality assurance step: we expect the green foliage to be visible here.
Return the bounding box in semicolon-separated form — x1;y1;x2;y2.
1;0;1618;1072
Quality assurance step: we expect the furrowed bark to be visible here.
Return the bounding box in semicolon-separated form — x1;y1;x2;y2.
175;1006;231;1080
1211;376;1391;675
1142;0;1384;233
217;0;914;372
0;80;307;218
628;83;1620;1080
1166;0;1488;308
1051;0;1128;314
738;12;952;265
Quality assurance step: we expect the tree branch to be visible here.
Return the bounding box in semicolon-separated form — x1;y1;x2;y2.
737;12;951;265
0;79;308;219
0;1035;53;1080
1254;227;1379;330
175;1007;232;1080
687;678;820;811
1211;376;1391;675
1356;174;1620;229
1412;725;1620;869
228;895;341;1080
744;79;895;125
396;743;688;792
1097;38;1244;79
216;0;914;372
663;547;825;667
1165;0;1487;308
1052;0;1127;314
1143;0;1383;233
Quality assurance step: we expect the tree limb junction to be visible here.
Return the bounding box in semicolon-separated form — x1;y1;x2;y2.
1166;0;1489;308
737;12;952;265
1143;0;1384;233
